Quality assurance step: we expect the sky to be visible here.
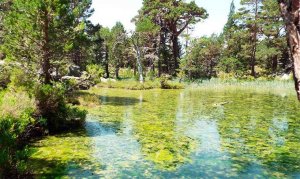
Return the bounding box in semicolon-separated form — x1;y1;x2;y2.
89;0;240;37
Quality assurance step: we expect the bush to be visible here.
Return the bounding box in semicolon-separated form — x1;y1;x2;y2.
86;64;104;83
0;63;12;88
35;83;86;133
217;71;238;82
0;116;31;177
119;68;135;79
97;79;161;90
160;75;184;89
9;68;36;92
0;89;36;177
0;89;36;118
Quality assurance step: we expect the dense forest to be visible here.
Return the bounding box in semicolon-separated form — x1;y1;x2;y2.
0;0;300;177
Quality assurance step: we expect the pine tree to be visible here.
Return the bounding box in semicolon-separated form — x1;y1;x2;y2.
2;0;93;84
134;0;208;75
278;0;300;100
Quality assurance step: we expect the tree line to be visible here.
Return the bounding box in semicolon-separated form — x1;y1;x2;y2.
0;0;299;176
1;0;298;87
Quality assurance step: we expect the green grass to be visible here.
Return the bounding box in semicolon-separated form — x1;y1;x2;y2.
96;79;184;90
0;88;36;118
187;78;295;96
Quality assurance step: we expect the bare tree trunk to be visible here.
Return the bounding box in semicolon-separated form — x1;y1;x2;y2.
279;0;300;100
105;45;109;78
42;8;51;85
132;34;144;83
136;48;144;83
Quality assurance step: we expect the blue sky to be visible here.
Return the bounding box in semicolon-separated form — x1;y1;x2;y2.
89;0;240;37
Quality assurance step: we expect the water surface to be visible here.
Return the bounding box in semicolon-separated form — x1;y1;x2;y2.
28;88;300;178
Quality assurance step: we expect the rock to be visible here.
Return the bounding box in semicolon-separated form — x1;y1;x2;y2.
61;76;80;81
100;77;108;82
78;80;94;90
68;65;81;77
81;71;91;80
61;75;94;90
280;73;291;81
100;77;116;83
51;71;61;81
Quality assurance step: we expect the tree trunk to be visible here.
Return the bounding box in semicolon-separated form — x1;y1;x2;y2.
160;31;168;74
115;66;119;79
132;34;144;83
171;34;180;75
42;8;51;85
250;0;259;77
136;47;144;83
279;0;300;100
272;55;278;73
158;59;162;77
105;45;109;78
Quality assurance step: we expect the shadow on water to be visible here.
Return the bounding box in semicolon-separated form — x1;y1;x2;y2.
99;95;145;106
27;89;300;178
75;91;145;106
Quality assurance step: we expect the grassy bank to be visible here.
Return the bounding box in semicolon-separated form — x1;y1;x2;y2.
187;78;295;96
96;79;185;90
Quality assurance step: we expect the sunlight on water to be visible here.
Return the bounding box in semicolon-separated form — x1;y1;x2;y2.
28;88;300;178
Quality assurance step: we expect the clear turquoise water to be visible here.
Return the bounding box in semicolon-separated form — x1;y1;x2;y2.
28;88;300;178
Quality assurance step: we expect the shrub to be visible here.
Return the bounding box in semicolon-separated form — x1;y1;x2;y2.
0;89;36;118
9;68;36;92
0;95;35;177
0;63;12;88
160;75;184;89
35;83;86;132
216;71;238;82
0;116;29;177
119;68;135;79
86;64;104;83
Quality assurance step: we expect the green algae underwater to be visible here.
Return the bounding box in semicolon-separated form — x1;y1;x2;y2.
27;85;300;178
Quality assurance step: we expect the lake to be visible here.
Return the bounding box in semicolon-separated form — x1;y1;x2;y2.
28;87;300;178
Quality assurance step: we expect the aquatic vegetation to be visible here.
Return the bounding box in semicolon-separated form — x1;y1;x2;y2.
27;86;300;178
27;129;102;177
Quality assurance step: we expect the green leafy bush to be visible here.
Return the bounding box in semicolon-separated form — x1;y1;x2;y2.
86;64;104;83
9;68;36;92
119;68;135;79
0;63;12;88
0;89;36;118
35;83;87;132
160;75;184;89
0;89;36;177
